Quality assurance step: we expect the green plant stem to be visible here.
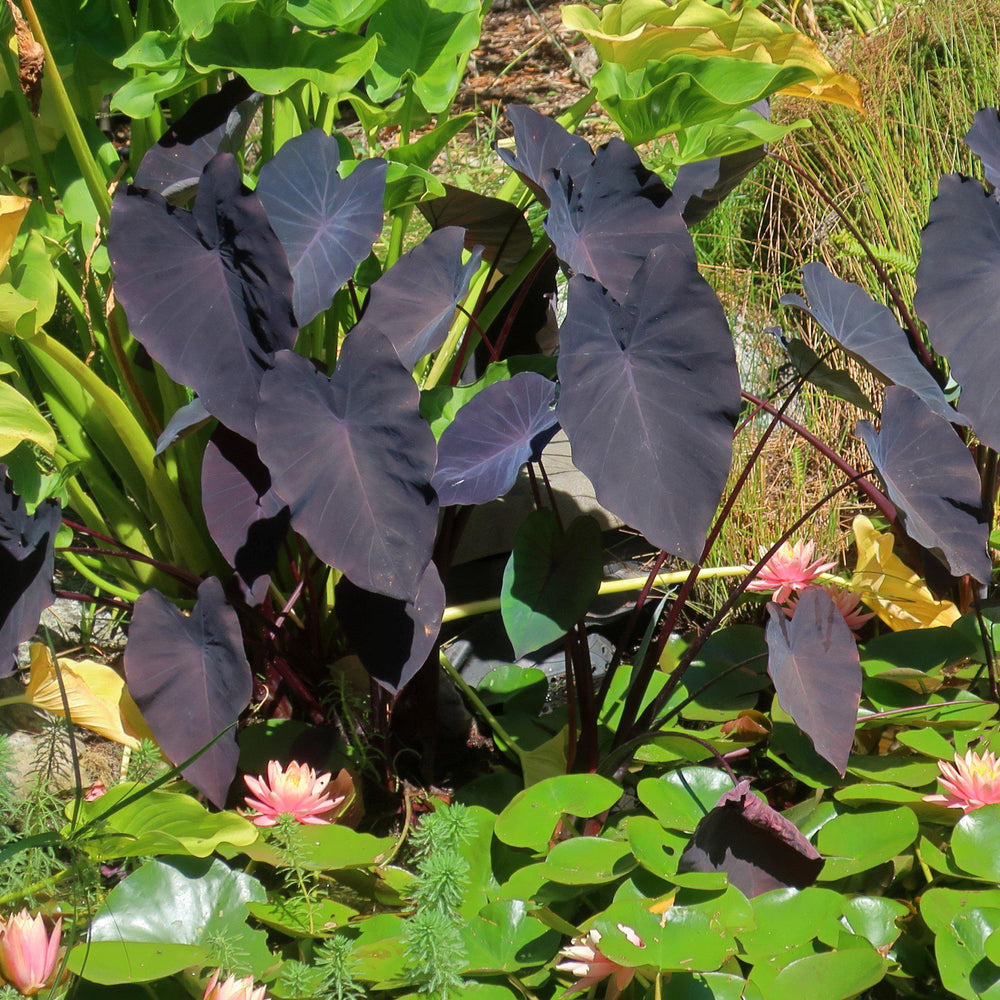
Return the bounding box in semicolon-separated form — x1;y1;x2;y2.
438;651;523;764
422;263;492;388
0;42;55;212
0;868;70;906
110;0;136;47
61;550;144;601
20;0;112;227
261;96;275;162
24;330;212;571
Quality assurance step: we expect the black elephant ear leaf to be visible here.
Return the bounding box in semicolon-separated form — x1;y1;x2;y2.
123;578;252;808
857;386;989;583
350;227;481;371
915;175;1000;450
134;76;262;201
542;138;688;302
678;779;824;898
771;328;875;415
557;245;740;563
432;372;558;507
201;426;291;606
418;183;532;274
257;130;387;326
256;343;438;602
494;104;594;206
334;562;445;695
0;468;58;676
109;153;297;440
965;107;1000;191
781;263;963;427
155;397;212;457
765;587;861;776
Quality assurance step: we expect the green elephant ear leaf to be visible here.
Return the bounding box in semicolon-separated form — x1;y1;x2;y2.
187;16;378;96
364;0;483;113
67;857;271;983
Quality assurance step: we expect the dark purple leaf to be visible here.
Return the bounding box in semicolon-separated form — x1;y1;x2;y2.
0;468;58;675
542;138;688;302
857;386;989;583
915;175;1000;449
257;130;387;326
673;101;770;227
678;779;824;897
432;372;557;507
965;107;1000;190
781;263;963;427
256;342;438;602
350;227;481;371
495;105;593;206
418;184;532;274
109;153;297;440
765;587;861;776
134;77;262;202
124;578;252;807
154;397;212;457
201;426;291;606
334;562;445;694
556;244;739;563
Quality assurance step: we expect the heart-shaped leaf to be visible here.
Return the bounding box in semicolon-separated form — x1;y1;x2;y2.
782;263;962;426
432;372;558;507
500;509;602;657
494;105;594;206
915;174;1000;450
857;386;989;583
257;129;387;326
133;76;261;201
542;138;688;302
678;779;824;897
350;227;480;371
418;184;532;273
109;153;297;439
965;107;1000;190
557;245;740;562
765;587;861;776
124;578;252;807
334;561;445;694
201;426;290;606
0;467;58;675
256;342;438;601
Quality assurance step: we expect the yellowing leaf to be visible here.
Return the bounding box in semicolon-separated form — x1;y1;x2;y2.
562;0;862;113
0;194;31;271
24;643;156;749
0;379;56;455
851;515;960;631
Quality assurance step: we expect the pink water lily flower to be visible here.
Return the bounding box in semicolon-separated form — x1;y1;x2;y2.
243;760;343;827
783;584;875;635
202;969;269;1000
0;909;62;996
556;925;643;999
746;539;836;604
923;749;1000;813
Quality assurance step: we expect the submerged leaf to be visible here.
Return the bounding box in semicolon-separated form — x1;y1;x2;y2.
765;587;861;776
0;466;58;675
257;129;386;326
915;175;1000;450
256;342;437;602
350;227;480;371
782;263;962;426
124;578;252;807
557;244;739;562
432;372;558;507
109;153;297;440
24;643;154;749
858;386;989;583
335;562;445;694
678;779;824;897
851;515;960;631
